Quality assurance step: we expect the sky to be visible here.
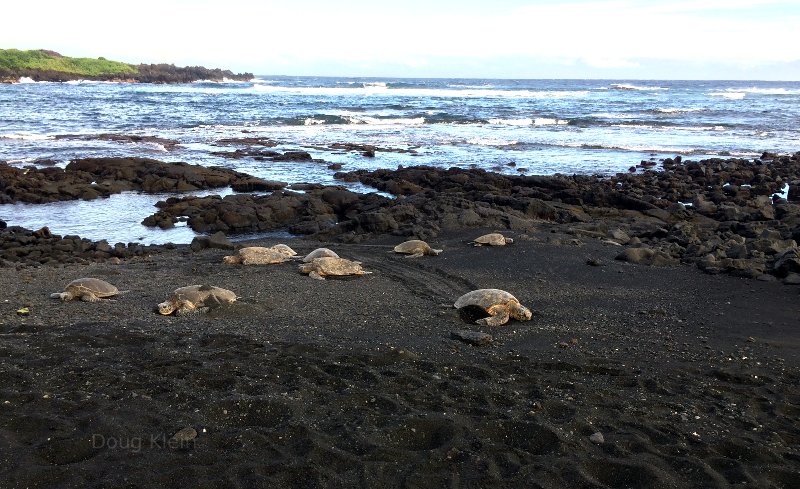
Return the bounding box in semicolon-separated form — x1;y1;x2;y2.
4;0;799;80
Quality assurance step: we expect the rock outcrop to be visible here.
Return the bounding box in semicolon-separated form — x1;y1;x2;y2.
0;157;285;204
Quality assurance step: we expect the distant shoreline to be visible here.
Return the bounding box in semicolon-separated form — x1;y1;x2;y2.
0;48;253;84
5;75;254;85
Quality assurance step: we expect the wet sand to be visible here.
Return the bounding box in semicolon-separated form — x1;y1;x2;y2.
2;225;798;488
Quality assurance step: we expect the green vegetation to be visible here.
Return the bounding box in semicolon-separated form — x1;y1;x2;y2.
0;48;253;83
0;49;137;77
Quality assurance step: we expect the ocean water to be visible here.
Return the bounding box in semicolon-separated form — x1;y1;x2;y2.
1;77;799;244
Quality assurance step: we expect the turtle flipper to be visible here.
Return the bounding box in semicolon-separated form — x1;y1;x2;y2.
175;300;198;316
309;271;325;280
476;305;510;327
405;252;424;259
80;293;101;303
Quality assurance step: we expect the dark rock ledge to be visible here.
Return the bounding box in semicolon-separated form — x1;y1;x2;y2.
2;152;799;283
0;224;166;267
0;157;286;204
141;153;800;282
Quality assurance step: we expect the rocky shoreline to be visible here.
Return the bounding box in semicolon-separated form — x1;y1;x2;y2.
0;156;286;204
4;153;798;283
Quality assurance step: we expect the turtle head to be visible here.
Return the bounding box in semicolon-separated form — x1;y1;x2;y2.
222;255;240;264
157;300;176;315
505;237;514;244
510;302;532;321
51;292;71;301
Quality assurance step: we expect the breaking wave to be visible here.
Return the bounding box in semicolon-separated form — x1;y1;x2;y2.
488;118;568;126
653;107;706;114
251;84;588;99
609;83;668;91
0;133;55;141
709;91;746;100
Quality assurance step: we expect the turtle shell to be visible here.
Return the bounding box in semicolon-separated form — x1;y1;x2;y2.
474;233;510;245
394;240;430;254
237;247;292;265
454;289;519;311
300;257;365;276
270;244;297;256
65;278;120;297
302;247;340;262
170;285;237;304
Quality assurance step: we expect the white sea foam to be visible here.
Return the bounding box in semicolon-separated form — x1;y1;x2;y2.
561;141;689;153
611;123;657;129
144;142;169;152
612;123;725;132
559;141;760;158
591;112;636;119
191;77;244;84
335;109;403;117
304;118;326;125
674;125;726;132
0;133;55;141
736;87;800;95
488;118;533;126
448;84;496;89
334;81;389;88
251;84;588;99
65;79;119;85
63;79;115;85
466;137;519;146
16;77;36;84
5;157;36;165
345;116;425;125
709;91;746;100
534;118;568;126
487;118;567;126
609;83;668;91
715;151;761;158
655;107;705;113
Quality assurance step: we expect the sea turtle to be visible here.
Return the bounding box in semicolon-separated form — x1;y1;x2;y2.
472;233;514;246
393;239;443;258
50;278;124;302
157;285;237;316
298;257;371;280
454;289;531;327
301;247;340;262
223;246;293;265
269;244;298;257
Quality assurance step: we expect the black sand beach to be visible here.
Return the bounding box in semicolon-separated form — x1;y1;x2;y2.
1;155;800;488
1;226;799;488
